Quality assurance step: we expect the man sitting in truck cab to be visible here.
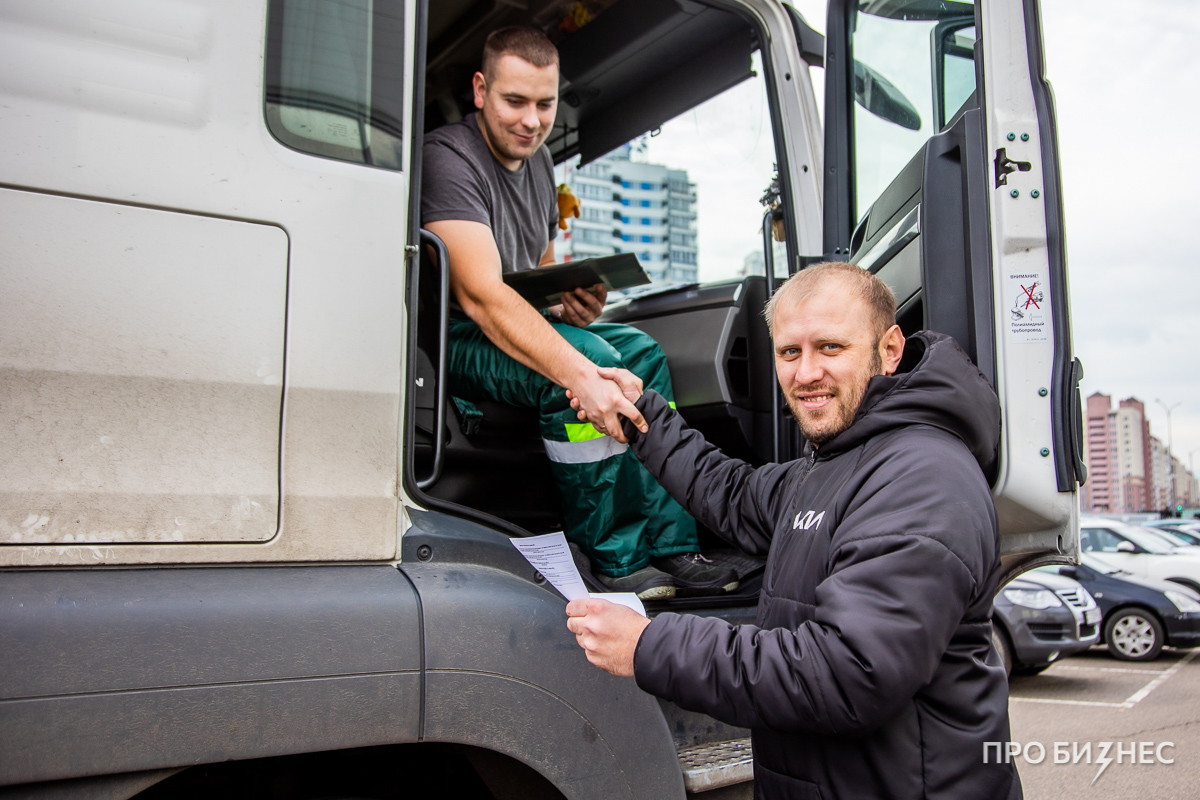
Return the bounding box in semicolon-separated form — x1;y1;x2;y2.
421;26;737;599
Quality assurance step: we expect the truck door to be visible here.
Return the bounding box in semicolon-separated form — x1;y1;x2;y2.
819;0;1084;576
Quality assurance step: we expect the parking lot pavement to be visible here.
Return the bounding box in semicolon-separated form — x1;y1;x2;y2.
1007;647;1200;799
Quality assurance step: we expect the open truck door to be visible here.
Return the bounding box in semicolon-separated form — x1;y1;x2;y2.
815;0;1085;578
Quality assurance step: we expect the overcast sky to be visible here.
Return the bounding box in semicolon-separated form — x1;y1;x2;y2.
631;0;1200;477
1039;0;1200;474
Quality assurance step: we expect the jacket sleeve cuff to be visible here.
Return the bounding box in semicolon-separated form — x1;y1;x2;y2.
632;613;668;693
619;389;672;444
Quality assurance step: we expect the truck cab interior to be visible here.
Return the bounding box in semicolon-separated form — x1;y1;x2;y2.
409;0;807;606
406;0;1078;599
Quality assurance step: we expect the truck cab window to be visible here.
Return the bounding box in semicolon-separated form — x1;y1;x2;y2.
265;0;406;169
556;51;782;288
851;0;977;221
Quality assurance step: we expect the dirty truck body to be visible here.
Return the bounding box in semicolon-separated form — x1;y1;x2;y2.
0;0;1082;797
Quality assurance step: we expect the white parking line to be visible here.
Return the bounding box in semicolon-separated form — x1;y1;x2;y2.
1123;649;1200;705
1051;665;1168;675
1010;649;1200;710
1010;697;1131;709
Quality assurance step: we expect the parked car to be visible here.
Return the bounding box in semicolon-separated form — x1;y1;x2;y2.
1138;527;1200;553
1143;519;1200;547
993;570;1100;676
1080;517;1200;594
1042;555;1200;661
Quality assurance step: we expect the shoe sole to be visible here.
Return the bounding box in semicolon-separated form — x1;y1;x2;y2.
666;577;741;591
674;580;742;598
636;585;677;601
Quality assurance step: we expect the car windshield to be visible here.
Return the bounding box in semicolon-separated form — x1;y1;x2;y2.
1121;526;1178;554
1169;524;1200;542
1141;527;1191;548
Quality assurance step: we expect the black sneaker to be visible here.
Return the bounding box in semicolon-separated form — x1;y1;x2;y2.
652;553;739;594
598;566;677;600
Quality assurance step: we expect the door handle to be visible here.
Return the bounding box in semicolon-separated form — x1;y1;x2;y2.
417;228;450;490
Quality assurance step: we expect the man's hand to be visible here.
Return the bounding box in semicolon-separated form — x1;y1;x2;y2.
568;366;645;430
566;597;651;677
567;368;647;442
597;366;643;403
558;284;607;328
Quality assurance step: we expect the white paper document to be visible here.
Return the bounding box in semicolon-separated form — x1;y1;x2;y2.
511;532;646;617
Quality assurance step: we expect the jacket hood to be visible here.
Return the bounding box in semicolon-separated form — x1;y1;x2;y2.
817;331;1001;480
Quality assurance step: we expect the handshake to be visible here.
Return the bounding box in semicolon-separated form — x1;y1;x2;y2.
565;366;649;443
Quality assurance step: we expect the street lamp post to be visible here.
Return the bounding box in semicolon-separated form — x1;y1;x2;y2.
1156;399;1181;516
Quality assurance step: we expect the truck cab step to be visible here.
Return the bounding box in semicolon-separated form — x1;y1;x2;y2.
677;737;753;793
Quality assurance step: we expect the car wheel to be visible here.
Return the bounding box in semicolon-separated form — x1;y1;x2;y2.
1104;607;1164;662
992;623;1014;677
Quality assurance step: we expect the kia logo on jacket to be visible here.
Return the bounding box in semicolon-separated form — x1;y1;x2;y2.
793;510;825;531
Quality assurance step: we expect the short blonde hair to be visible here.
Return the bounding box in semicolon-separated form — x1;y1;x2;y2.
763;261;896;339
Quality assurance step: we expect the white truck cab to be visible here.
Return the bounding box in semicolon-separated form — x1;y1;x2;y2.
0;1;1083;797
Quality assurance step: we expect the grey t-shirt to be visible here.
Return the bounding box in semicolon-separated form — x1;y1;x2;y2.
421;113;558;273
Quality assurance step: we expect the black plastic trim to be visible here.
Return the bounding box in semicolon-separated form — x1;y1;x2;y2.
407;0;428;239
822;0;855;254
785;6;825;68
0;567;422;786
1022;0;1078;492
919;109;996;383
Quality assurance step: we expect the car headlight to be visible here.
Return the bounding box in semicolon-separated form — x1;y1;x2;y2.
1165;590;1200;613
1003;588;1063;609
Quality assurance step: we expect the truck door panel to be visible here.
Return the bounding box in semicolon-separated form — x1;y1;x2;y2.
0;189;286;547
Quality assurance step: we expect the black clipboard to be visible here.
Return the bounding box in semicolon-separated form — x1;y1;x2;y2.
503;253;651;310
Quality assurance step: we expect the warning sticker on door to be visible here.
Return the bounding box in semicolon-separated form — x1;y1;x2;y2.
1007;270;1050;343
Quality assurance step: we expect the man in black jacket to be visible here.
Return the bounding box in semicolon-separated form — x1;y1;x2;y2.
566;262;1022;799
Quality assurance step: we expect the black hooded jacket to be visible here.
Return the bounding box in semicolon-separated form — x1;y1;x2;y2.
626;332;1021;800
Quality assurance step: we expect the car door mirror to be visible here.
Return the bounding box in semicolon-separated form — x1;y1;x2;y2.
1058;566;1078;579
1117;541;1137;553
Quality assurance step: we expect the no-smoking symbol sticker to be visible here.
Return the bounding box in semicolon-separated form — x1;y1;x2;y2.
1007;270;1050;343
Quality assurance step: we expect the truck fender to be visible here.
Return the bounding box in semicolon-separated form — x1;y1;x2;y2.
402;509;685;800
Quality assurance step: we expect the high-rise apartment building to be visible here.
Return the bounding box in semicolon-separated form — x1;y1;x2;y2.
1150;436;1170;511
1082;392;1116;512
1115;398;1151;512
1082;392;1197;513
1150;436;1198;511
556;144;698;285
